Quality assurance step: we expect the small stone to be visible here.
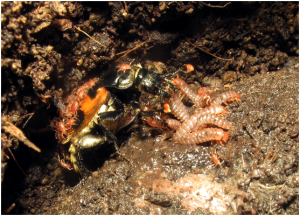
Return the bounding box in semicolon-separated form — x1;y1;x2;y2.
77;59;83;66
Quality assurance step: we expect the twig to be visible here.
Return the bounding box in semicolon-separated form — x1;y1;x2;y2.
258;183;285;190
2;116;41;152
202;2;231;8
4;203;16;214
123;1;128;11
186;38;233;61
74;26;105;47
270;155;278;164
115;40;153;62
115;50;129;56
242;153;245;168
263;148;273;164
22;113;34;128
15;112;34;126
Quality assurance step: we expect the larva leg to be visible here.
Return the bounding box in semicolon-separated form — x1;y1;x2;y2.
211;91;241;106
198;86;215;106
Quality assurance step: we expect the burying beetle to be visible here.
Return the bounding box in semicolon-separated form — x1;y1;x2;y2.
52;64;174;177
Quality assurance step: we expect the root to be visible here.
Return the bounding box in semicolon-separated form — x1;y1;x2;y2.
186;38;233;61
202;2;231;8
74;26;105;47
258;183;285;190
4;203;16;214
115;40;153;62
7;147;27;177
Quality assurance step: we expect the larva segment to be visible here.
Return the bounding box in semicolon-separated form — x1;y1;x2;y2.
196;114;232;130
172;78;205;107
165;90;189;122
165;119;181;130
211;91;241;106
198;86;215;97
194;105;227;117
174;128;229;145
173;105;228;141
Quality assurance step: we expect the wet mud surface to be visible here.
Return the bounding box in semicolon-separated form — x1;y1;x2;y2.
1;1;299;215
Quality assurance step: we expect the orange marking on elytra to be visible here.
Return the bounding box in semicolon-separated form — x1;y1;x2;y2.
80;87;108;116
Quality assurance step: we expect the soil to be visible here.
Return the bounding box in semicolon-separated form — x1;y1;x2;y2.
1;1;298;215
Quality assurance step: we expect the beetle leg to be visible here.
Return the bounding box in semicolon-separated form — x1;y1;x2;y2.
70;133;109;177
69;144;88;177
95;119;130;163
98;110;124;121
113;140;130;164
94;119;118;142
97;92;125;121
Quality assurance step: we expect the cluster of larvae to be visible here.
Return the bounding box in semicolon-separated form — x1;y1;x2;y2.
163;78;240;146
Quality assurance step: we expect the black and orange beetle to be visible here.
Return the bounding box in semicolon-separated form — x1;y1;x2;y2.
52;63;175;177
52;78;136;177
